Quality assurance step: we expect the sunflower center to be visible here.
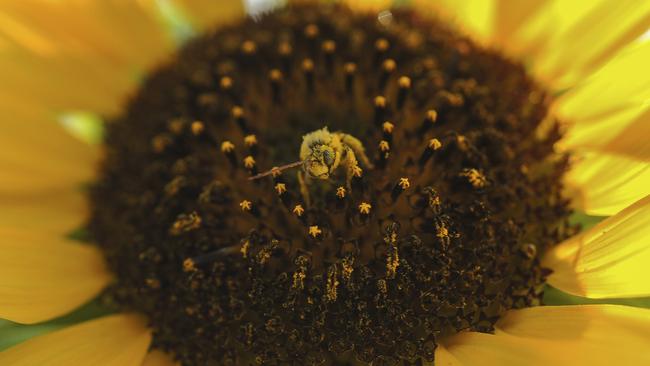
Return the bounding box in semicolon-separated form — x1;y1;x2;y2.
89;4;572;365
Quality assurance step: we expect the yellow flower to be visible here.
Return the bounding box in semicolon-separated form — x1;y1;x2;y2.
1;0;649;365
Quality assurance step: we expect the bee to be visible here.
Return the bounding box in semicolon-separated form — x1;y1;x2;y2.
249;127;373;205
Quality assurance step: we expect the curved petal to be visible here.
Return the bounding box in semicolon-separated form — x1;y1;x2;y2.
564;151;649;216
0;314;151;366
544;194;650;298
142;350;179;366
412;0;496;43
0;228;112;324
494;0;650;90
174;0;245;31
0;0;175;116
556;39;650;157
439;305;650;365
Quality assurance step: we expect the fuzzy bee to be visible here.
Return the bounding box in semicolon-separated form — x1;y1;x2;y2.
249;127;373;205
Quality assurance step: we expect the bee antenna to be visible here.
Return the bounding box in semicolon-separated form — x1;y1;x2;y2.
248;160;304;180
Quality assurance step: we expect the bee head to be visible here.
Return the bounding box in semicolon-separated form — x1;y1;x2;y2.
306;145;336;179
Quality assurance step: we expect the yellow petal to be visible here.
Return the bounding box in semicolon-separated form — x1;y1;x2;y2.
441;305;650;365
0;0;175;115
556;39;650;154
544;194;650;298
142;350;179;366
0;229;111;324
175;0;245;31
496;1;650;89
0;314;151;366
0;188;87;236
564;151;650;216
412;0;496;43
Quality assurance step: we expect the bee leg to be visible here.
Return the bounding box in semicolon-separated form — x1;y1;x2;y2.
297;170;311;207
340;134;374;169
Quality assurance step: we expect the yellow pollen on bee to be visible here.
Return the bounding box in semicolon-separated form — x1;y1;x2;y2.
275;183;287;195
375;38;389;52
293;204;305;217
344;62;357;74
427;109;438;123
398;76;411;88
231;106;244;118
183;258;197;272
379;140;390;152
239;200;252;211
374;95;386;108
191;121;204;135
309;225;322;238
336;186;346;198
304;24;319;38
243;156;256;169
352;166;363;177
220;76;233;90
382;121;394;134
241;40;257;54
358;202;372;215
269;69;283;81
461;168;487;188
322;40;336;53
382;59;396;72
271;167;282;177
428;138;442;150
398;177;410;190
244;134;258;147
302;58;315;71
221;141;235;153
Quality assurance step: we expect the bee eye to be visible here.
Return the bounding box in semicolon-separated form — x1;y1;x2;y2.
323;150;334;165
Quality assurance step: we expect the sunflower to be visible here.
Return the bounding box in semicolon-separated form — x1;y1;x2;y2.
1;0;649;365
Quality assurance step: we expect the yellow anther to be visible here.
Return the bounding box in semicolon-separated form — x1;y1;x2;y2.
220;76;233;90
344;62;357;74
398;177;410;190
456;135;469;151
168;119;184;134
358;202;372;215
322;40;336;53
170;212;201;235
240;240;250;258
426;109;438;123
436;225;449;238
336;186;346;198
183;258;197;272
375;38;389;52
269;68;283;81
352;166;363;177
302;58;315;72
191;121;204;135
152;135;170;153
278;42;292;55
304;24;319;38
341;256;354;281
428;138;442;150
461;168;487;188
231;106;244;118
271;167;282;177
275;183;287;195
398;76;412;88
309;225;322;238
244;134;258;147
374;95;387;108
382;121;394;134
221;141;235;153
293;204;305;217
379;140;390;152
239;200;252;211
382;59;396;72
243;156;256;169
241;40;257;54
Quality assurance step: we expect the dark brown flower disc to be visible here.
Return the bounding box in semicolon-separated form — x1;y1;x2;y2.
89;3;573;365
